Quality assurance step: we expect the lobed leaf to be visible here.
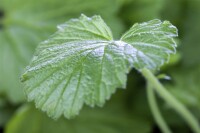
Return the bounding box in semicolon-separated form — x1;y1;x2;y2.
121;19;177;70
0;0;124;104
21;14;177;119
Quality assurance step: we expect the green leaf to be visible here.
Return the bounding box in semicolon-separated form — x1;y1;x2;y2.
21;14;128;119
0;0;124;103
5;102;152;133
121;19;177;70
21;14;177;119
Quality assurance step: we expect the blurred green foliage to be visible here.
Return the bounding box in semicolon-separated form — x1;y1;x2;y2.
0;0;200;132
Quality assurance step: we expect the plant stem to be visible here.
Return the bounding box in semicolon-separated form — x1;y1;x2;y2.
141;68;200;133
147;82;172;133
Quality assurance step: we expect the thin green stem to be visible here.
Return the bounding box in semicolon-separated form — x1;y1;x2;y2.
141;68;200;133
147;82;172;133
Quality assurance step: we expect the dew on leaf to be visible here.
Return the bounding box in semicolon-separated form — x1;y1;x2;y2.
21;15;177;119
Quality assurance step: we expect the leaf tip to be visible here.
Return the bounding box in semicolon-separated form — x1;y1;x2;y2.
20;73;28;82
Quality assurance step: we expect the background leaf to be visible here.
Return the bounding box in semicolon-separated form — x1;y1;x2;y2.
5;92;152;133
166;65;200;111
181;0;200;66
119;0;164;27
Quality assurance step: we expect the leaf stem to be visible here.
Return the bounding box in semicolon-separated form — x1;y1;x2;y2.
141;68;200;133
147;82;172;133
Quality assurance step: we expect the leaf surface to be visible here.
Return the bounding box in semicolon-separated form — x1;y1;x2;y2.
21;15;177;119
121;19;177;70
0;0;124;103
